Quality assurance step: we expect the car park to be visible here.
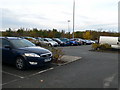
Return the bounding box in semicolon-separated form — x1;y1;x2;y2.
43;38;58;47
0;37;52;70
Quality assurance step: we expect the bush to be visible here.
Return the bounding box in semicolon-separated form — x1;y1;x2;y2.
51;47;64;62
92;43;111;50
41;46;64;63
99;43;111;50
92;43;100;50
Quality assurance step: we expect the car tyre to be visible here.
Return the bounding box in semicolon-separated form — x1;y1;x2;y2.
16;57;26;70
48;44;52;47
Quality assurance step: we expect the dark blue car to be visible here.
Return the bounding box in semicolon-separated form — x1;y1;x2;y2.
59;38;70;46
0;37;52;70
69;39;79;46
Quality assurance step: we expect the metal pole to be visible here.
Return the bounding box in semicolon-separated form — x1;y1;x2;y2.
73;0;75;39
68;20;70;38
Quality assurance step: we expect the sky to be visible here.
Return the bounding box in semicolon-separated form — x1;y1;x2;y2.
0;0;119;32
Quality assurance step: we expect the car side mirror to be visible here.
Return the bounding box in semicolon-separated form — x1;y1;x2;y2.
4;45;11;49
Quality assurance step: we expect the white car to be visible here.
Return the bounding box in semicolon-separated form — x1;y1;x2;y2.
89;40;96;44
43;38;58;47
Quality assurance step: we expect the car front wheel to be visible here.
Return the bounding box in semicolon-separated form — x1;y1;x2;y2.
16;57;26;70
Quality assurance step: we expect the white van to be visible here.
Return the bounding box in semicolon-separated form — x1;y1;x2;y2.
99;36;120;49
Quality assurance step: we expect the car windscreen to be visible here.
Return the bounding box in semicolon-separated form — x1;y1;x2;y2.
39;38;44;41
55;38;62;42
10;39;35;48
46;38;53;41
60;39;69;42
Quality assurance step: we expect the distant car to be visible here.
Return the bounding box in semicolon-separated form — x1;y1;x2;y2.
72;38;83;45
85;40;92;45
59;38;70;46
22;37;38;44
43;38;58;47
77;39;86;45
69;39;79;46
89;40;96;44
52;38;64;46
94;40;99;43
1;37;52;70
35;37;49;46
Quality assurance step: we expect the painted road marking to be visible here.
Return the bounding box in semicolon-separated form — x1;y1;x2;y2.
1;67;54;86
0;79;18;86
2;71;24;79
28;67;54;77
103;73;117;88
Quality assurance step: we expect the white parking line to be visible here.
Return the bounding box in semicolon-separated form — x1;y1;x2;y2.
1;67;54;86
28;67;54;77
0;79;18;86
103;73;117;88
2;71;24;79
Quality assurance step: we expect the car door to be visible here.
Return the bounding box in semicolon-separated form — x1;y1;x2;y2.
2;39;14;64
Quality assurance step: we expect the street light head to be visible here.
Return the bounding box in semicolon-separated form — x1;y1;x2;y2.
68;20;70;22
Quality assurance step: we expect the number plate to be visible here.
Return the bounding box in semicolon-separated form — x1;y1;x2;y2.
44;58;51;62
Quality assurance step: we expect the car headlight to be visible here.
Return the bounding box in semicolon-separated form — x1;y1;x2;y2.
24;53;40;57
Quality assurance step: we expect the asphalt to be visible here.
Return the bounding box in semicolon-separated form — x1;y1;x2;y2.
1;45;119;88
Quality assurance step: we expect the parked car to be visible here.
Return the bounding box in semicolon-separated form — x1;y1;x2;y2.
1;37;52;70
84;40;92;45
69;39;79;46
43;38;58;47
22;37;38;44
80;39;87;45
72;38;83;45
89;40;96;44
94;40;99;43
52;38;64;46
59;38;70;46
35;37;49;46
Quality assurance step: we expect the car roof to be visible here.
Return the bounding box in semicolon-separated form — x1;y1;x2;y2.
0;37;22;40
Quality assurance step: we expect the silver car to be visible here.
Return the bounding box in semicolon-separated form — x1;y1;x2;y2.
43;38;58;47
35;37;50;46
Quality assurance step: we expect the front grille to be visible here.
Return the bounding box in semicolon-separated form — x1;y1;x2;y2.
40;53;52;57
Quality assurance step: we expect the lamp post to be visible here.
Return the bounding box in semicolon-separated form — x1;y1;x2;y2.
73;0;75;39
68;20;70;38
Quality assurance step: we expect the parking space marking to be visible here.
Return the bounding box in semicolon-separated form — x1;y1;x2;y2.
103;73;117;88
28;67;54;77
2;71;24;79
1;67;54;86
1;79;18;86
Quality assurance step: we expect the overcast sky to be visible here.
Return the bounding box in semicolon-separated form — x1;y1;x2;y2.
0;0;119;32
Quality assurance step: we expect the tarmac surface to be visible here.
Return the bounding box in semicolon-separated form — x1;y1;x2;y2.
1;45;119;88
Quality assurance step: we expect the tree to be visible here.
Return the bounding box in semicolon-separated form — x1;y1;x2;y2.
83;31;92;40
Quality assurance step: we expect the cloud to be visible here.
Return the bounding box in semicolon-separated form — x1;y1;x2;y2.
1;0;118;32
